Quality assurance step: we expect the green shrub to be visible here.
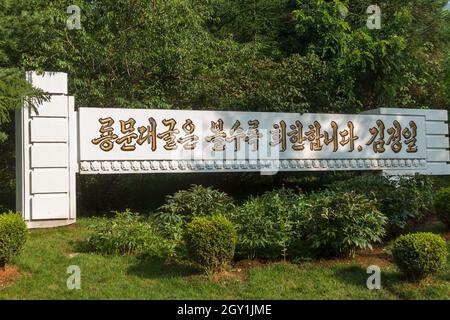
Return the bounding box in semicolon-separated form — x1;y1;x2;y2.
304;191;387;258
85;209;169;257
185;215;236;274
227;188;308;260
434;187;450;229
155;185;235;259
330;174;434;234
392;232;448;280
0;211;28;269
157;185;234;222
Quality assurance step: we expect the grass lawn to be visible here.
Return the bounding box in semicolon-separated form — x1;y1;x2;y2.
0;218;449;300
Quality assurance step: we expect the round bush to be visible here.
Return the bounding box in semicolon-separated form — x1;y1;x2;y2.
0;211;28;268
185;215;236;274
434;187;450;230
392;232;448;280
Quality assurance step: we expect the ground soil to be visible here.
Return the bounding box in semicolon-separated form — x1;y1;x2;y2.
0;265;21;289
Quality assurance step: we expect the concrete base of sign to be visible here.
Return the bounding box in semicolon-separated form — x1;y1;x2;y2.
27;219;76;229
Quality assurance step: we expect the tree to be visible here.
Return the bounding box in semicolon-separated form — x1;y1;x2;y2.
292;0;450;110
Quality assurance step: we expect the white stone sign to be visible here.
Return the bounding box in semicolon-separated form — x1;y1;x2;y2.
16;72;450;228
78;108;428;173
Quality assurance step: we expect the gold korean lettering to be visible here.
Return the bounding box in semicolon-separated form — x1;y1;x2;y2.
205;119;227;151
116;118;138;151
288;121;306;151
245;120;262;151
339;121;359;152
226;120;246;152
157;118;179;151
91;117;119;152
305;121;324;151
386;120;402;153
324;121;339;152
402;121;418;153
177;119;199;150
137;117;157;151
270;121;287;152
366;120;386;153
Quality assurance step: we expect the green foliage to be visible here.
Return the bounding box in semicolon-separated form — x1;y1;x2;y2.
184;214;236;274
434;187;450;229
293;0;450;110
0;211;28;268
330;174;434;233
227;188;308;260
304;191;387;258
85;209;169;257
154;185;234;262
2;0;447;114
392;232;448;280
0;68;48;138
156;184;234;224
210;0;291;49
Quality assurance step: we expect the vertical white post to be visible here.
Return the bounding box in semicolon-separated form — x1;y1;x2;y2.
16;71;77;228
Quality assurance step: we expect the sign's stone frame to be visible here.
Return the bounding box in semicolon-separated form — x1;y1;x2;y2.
15;72;450;228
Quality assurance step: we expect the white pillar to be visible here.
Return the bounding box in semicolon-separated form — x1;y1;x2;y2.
16;71;77;228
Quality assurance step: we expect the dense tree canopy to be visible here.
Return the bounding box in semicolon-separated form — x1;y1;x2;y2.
0;0;449;211
1;0;448;115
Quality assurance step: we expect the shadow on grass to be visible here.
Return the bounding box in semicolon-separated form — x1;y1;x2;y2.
127;257;198;280
333;265;368;288
69;239;91;253
67;237;199;280
333;264;404;297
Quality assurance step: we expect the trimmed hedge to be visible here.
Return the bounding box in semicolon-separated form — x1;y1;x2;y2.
185;215;236;274
0;211;28;269
392;232;448;280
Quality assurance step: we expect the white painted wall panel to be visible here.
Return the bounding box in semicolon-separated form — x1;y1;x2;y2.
426;163;450;175
378;108;448;121
427;135;450;148
26;71;68;95
427;149;450;162
30;95;68;118
30;118;68;142
31;144;68;168
31;195;70;220
31;169;69;193
426;122;449;135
